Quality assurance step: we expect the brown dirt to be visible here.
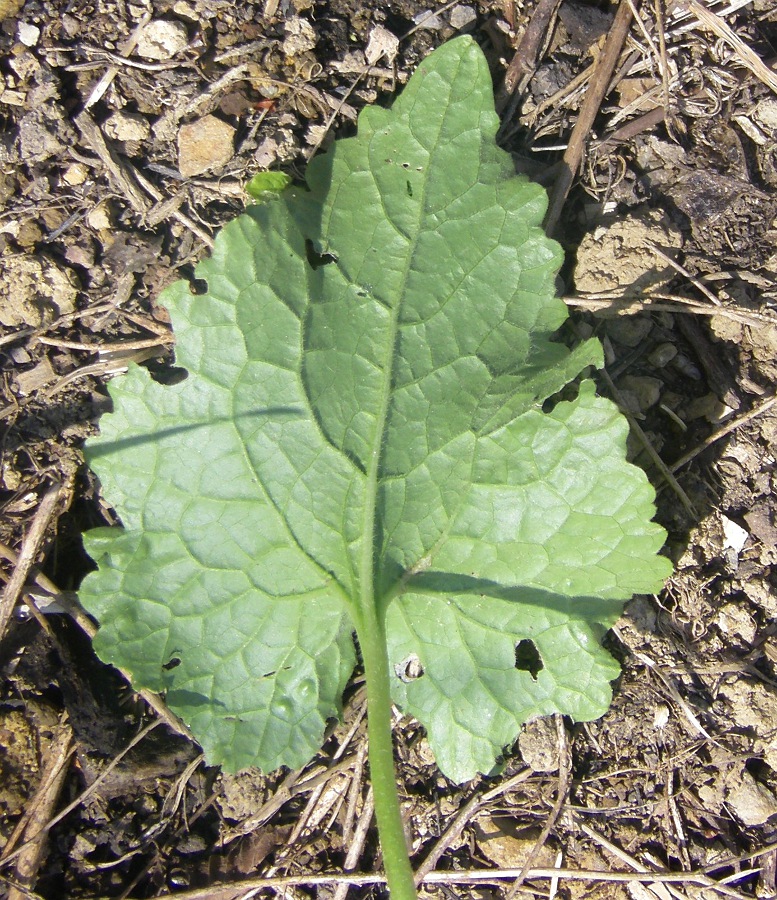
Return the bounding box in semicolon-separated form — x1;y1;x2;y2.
1;0;777;898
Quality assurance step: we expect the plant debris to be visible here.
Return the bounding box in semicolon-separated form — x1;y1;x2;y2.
1;0;776;897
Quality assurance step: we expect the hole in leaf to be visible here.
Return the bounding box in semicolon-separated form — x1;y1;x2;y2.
541;380;583;414
162;656;181;671
394;655;424;683
149;365;188;386
305;238;337;270
189;277;208;295
514;639;543;681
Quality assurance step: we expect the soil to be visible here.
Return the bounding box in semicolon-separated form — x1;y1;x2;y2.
1;0;777;898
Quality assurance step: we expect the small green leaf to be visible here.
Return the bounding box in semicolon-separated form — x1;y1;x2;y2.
245;170;292;200
80;35;671;791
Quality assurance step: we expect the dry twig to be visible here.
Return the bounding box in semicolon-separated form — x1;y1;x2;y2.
82;10;152;109
564;292;777;326
504;0;564;94
545;0;637;233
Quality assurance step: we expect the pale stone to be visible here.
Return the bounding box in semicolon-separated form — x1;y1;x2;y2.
647;341;677;367
103;109;151;143
575;208;683;293
518;716;560;773
87;202;112;231
449;5;477;28
178;115;235;177
754;98;777;132
365;25;399;65
282;17;316;57
0;88;26;106
619;374;662;413
414;10;444;29
720;515;749;554
136;19;188;61
62;162;89;186
715;602;756;644
727;769;777;826
17;21;40;46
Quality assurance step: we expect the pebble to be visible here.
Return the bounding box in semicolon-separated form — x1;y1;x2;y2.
648;341;677;368
62;162;89;186
172;1;199;21
178;115;235;177
619;374;662;414
103;110;151;143
0;88;25;106
0;0;24;22
365;25;399;65
727;769;777;826
449;5;477;28
606;315;652;348
17;21;40;46
15;356;55;396
715;601;756;643
684;392;727;422
414;10;444;29
720;515;749;555
86;202;113;232
282;17;316;57
518;717;560;773
136;19;188;61
754;98;777;133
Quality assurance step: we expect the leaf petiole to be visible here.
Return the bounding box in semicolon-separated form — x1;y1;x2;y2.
356;606;418;899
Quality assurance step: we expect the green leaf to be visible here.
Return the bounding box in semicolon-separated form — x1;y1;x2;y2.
80;35;671;785
245;170;292;200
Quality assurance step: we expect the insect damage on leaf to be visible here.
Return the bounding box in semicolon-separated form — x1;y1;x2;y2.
80;36;671;788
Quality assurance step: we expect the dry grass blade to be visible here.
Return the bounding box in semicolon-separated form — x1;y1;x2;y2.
505;715;570;899
0;721;162;872
670;393;777;472
599;369;697;516
79;861;762;900
414;768;534;885
674;0;777;93
0;481;70;643
75;111;151;214
565;293;777;326
332;788;374;900
82;10;152;109
3;719;74;900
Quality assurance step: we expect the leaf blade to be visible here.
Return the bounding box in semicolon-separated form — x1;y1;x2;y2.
80;37;670;782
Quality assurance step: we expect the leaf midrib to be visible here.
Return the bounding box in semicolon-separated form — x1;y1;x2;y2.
357;58;466;623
